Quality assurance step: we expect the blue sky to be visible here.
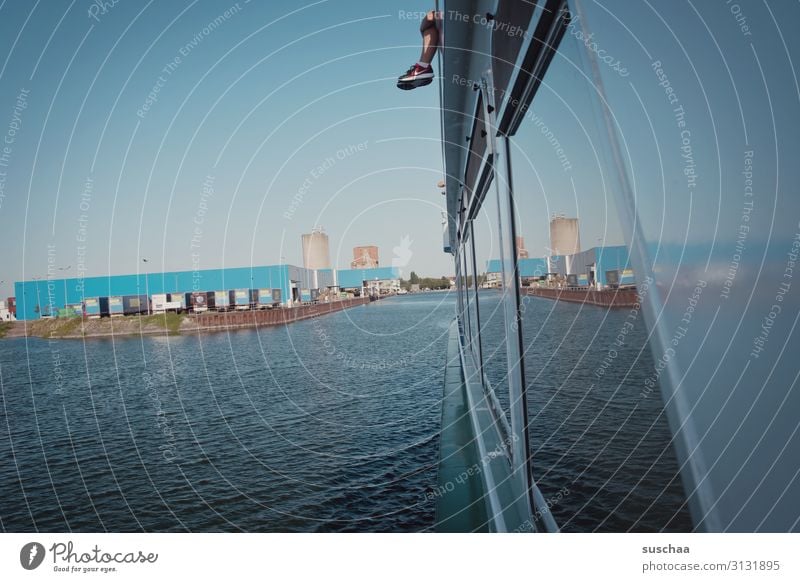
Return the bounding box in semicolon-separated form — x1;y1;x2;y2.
0;0;455;299
0;1;795;300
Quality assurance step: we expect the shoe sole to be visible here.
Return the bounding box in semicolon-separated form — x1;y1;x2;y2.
397;77;434;90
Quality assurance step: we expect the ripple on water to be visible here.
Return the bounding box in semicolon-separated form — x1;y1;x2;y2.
0;294;690;531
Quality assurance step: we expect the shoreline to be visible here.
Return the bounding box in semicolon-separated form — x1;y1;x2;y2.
522;286;639;308
0;296;380;340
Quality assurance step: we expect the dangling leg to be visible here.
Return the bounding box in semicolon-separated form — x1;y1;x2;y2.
419;10;440;64
397;10;439;90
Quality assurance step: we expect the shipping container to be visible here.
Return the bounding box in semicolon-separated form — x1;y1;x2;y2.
310;288;320;302
7;297;15;317
604;268;636;288
167;293;186;311
122;295;148;316
251;288;280;309
99;296;124;317
620;269;636;287
151;294;183;314
150;294;169;314
185;292;208;312
300;289;312;303
84;297;101;318
208;290;229;311
229;288;250;310
606;269;636;289
250;288;265;309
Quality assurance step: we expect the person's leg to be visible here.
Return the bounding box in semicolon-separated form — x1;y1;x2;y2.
397;10;439;89
418;10;439;65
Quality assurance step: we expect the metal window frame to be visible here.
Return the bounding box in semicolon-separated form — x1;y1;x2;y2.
479;70;535;516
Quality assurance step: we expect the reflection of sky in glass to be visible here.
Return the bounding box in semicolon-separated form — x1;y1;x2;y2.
467;1;800;532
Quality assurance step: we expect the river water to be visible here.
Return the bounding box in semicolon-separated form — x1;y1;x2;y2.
0;292;690;532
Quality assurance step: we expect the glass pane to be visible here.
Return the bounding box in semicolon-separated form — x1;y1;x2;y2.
556;0;800;532
504;10;690;531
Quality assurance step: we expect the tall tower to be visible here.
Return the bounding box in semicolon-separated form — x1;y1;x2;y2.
516;236;529;259
549;215;581;256
301;227;331;270
351;246;379;269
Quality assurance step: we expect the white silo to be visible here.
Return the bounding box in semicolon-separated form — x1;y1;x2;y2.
301;227;331;270
549;215;581;256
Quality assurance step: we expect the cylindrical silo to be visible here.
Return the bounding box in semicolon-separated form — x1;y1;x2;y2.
301;228;331;270
549;215;581;256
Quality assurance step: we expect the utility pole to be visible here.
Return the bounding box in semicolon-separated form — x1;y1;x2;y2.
142;258;150;314
32;276;43;318
58;266;71;315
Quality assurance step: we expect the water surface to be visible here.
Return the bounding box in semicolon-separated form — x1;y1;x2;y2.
0;293;690;531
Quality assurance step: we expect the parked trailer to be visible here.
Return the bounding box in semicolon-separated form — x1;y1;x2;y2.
151;294;168;314
605;269;636;289
208;290;230;311
620;269;636;287
122;295;148;316
167;293;186;312
251;288;281;309
185;292;208;313
250;288;266;309
230;289;250;310
151;293;183;314
98;296;124;317
84;297;102;319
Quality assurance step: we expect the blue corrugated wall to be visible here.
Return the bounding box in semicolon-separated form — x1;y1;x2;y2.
595;246;631;287
14;265;293;321
485;258;548;277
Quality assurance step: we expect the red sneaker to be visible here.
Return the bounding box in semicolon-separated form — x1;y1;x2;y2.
397;63;434;90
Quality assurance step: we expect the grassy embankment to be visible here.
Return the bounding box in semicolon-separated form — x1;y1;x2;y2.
0;321;13;339
13;312;186;339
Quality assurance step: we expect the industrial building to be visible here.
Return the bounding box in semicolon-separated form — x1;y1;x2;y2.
10;225;409;321
301;227;331;270
566;246;635;288
0;298;15;321
336;266;401;294
486;246;633;290
14;264;313;321
486;257;549;285
351;245;379;269
13;263;403;321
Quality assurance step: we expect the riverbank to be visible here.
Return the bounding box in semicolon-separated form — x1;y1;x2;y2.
0;297;377;339
523;286;639;307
